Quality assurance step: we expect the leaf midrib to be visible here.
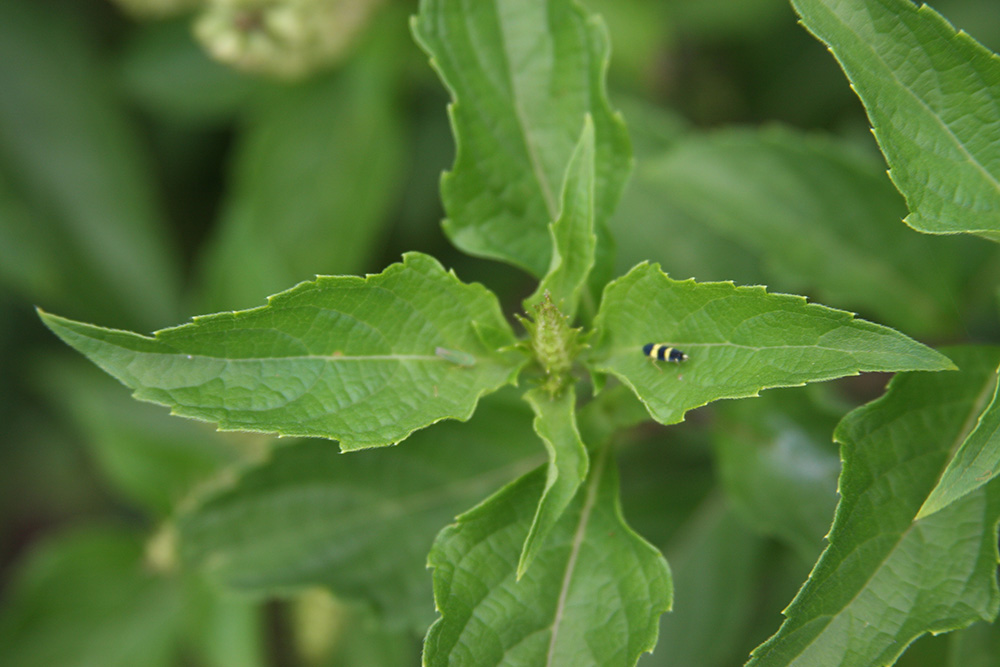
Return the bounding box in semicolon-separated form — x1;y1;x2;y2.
810;0;1000;198
545;442;605;665
767;377;997;665
494;1;559;219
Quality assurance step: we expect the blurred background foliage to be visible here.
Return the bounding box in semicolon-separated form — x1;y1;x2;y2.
2;0;1000;665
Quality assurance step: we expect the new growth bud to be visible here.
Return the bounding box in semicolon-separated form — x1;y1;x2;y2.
517;293;584;395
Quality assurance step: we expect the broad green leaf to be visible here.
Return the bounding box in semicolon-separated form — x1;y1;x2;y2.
424;447;671;667
179;391;542;630
39;253;521;450
641;497;767;667
525;116;597;320
588;262;955;426
713;388;841;562
918;359;1000;518
615;126;988;338
791;0;1000;241
747;346;1000;667
519;386;589;578
0;2;179;330
0;526;182;667
412;0;630;278
197;23;405;312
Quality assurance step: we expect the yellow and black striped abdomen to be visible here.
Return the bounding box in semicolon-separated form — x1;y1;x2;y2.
643;343;688;363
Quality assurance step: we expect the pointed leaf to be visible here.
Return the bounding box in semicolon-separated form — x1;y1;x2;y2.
178;392;542;630
919;360;1000;518
519;385;589;577
39;253;521;450
791;0;1000;241
412;0;630;277
525;116;597;320
424;448;670;667
588;263;954;426
747;346;1000;667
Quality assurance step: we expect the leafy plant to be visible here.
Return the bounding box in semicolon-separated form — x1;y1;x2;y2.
5;0;1000;665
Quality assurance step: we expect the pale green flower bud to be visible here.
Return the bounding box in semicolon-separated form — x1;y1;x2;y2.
194;0;381;78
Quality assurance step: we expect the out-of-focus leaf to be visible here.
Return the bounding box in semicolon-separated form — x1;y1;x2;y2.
616;419;716;551
640;497;767;667
412;0;630;279
37;356;244;518
0;2;179;329
424;448;671;666
292;591;420;667
40;253;521;450
713;388;841;562
178;390;542;631
197;24;405;312
947;620;1000;667
526;116;597;321
616;127;987;338
748;346;1000;666
664;0;788;39
519;386;589;578
588;262;954;426
0;526;182;667
118;18;260;124
792;0;1000;241
181;578;266;667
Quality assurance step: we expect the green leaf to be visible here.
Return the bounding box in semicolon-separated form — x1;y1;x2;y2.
525;116;597;321
615;126;988;338
412;0;630;278
178;391;542;630
196;26;405;312
39;253;521;450
791;0;1000;241
0;2;179;328
713;388;841;562
747;346;1000;667
588;262;955;426
0;526;182;667
519;385;589;578
424;446;671;667
918;359;1000;519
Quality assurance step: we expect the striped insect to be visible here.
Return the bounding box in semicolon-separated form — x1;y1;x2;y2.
643;343;688;363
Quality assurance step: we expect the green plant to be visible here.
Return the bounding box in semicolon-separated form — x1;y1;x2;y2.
5;0;1000;665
